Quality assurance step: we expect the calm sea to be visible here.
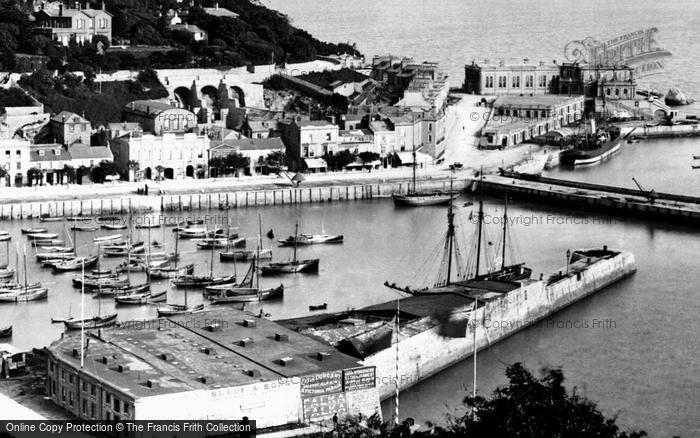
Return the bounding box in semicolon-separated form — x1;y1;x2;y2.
258;0;700;435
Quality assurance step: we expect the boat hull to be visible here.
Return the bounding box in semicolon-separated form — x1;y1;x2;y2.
64;314;118;330
260;259;319;274
156;304;204;317
209;285;284;303
392;192;458;207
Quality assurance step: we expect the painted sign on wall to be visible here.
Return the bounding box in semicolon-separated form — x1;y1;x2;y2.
342;366;376;392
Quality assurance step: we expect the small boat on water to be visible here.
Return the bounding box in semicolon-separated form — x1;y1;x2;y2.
309;303;328;311
21;227;47;234
72;276;129;290
207;256;284;304
172;274;236;288
196;237;245;250
40;216;64;222
31;239;65;247
156;303;204;317
392;148;457;207
149;263;194;279
115;290;166;305
178;227;211;239
94;234;122;243
70;225;99;232
37;246;73;253
36;252;76;262
102;241;145;257
278;233;343;246
26;232;59;240
93;283;150;297
0;267;15;280
262;223;319;275
101;223;127;230
0;282;41;292
0;235;10;242
52;255;99;272
220;248;272;261
0;287;48;302
0;325;12;337
63;314;118;330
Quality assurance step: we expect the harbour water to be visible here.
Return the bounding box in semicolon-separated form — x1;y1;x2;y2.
1;138;699;436
267;0;698;434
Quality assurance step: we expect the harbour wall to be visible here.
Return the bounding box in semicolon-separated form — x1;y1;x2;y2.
0;179;469;221
364;250;637;401
473;175;700;226
635;123;700;138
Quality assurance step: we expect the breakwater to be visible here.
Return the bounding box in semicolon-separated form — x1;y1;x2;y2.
473;172;700;226
0;178;468;221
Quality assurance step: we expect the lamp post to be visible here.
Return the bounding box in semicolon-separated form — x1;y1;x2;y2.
566;249;571;275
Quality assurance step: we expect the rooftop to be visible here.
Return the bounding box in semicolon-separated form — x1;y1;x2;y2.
51;111;88;124
202;6;239;18
67;144;113;160
212;137;285;152
168;24;207;34
494;94;582;108
296;120;338;129
123;100;188;118
47;308;361;400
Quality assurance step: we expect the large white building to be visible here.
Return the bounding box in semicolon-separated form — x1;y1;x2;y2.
0;139;31;187
109;132;209;181
463;60;561;96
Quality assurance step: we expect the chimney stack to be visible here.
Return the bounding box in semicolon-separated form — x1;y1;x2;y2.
59;4;63;16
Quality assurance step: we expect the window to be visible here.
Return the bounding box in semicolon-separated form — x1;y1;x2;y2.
512;76;520;88
498;76;506;88
69;375;73;384
16;163;20;170
55;149;61;156
82;399;87;414
38;150;45;157
326;133;331;141
539;75;547;87
105;393;111;404
15;150;20;156
82;382;87;392
81;124;86;132
428;135;432;142
113;398;120;412
525;75;533;88
62;388;66;402
70;125;75;132
485;76;493;88
77;19;84;29
90;384;96;396
91;403;96;418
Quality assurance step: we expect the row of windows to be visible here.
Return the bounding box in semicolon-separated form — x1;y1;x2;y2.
3;150;22;156
485;74;554;89
136;150;204;160
75;18;109;29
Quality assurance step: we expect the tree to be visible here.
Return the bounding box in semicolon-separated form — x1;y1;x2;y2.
26;167;42;186
441;363;648;438
0;166;7;187
265;150;286;173
359;151;380;164
62;165;76;184
323;150;356;171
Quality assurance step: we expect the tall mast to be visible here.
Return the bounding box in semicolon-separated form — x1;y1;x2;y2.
445;177;455;285
73;219;77;256
293;223;299;265
394;296;400;425
209;223;215;278
174;219;179;269
22;244;27;291
475;171;484;278
411;144;417;194
501;189;508;271
80;260;85;368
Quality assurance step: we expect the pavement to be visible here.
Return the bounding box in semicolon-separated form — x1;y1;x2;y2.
0;95;540;205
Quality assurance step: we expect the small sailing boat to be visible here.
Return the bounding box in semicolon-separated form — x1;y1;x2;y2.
207;255;284;304
277;233;343;246
52;255;99;272
64;314;118;330
115;290;166;305
21;227;48;234
0;247;48;302
392;147;457;207
156;279;204;317
261;223;319;275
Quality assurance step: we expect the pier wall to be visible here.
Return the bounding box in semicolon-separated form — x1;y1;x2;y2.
475;176;700;226
0;179;469;221
637;123;700;138
364;250;637;401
